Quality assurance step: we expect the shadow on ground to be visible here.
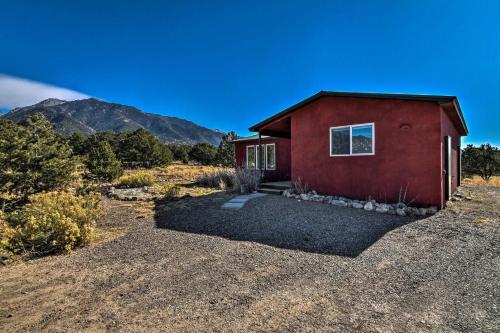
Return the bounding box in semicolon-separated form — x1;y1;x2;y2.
154;193;421;257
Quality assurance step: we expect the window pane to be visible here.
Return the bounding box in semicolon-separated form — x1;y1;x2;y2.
266;144;276;169
247;146;255;168
331;127;350;155
352;125;373;154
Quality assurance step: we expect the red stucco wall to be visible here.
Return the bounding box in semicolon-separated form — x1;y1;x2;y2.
234;137;291;181
290;96;444;207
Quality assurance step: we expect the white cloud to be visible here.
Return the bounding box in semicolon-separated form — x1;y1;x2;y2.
0;74;90;109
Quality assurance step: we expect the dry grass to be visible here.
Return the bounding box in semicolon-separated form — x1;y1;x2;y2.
463;175;500;187
154;163;232;183
116;163;234;199
118;171;157;188
446;183;500;224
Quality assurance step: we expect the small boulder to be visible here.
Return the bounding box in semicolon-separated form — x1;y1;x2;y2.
364;202;374;211
375;204;390;213
396;202;407;209
396;208;406;216
418;208;427;216
332;200;347;207
352;202;364;209
427;206;438;214
300;193;309;201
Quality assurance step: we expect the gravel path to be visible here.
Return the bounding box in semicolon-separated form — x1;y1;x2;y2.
1;186;499;332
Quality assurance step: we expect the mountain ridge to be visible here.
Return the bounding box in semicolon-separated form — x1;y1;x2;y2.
3;98;224;145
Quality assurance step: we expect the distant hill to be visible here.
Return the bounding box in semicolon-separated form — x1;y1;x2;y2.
3;98;224;145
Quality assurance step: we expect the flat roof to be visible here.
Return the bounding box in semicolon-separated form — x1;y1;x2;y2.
249;91;468;134
229;135;276;143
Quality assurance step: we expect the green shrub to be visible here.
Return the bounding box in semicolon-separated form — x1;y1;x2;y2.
196;170;236;190
118;171;157;188
0;114;76;198
168;144;192;164
85;141;124;181
462;144;500;180
6;191;101;255
189;143;218;165
117;128;173;168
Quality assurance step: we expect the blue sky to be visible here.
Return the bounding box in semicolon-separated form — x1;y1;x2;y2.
0;0;498;145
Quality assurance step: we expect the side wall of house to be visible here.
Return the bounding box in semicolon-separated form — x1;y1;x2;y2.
234;138;291;181
440;107;462;206
290;96;443;207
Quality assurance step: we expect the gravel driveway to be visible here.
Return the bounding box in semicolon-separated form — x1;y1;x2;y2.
1;186;499;332
156;194;417;257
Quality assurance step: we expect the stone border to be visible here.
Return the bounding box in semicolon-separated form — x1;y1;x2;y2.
281;190;438;216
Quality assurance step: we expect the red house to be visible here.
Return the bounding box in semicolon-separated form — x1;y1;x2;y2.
233;91;468;208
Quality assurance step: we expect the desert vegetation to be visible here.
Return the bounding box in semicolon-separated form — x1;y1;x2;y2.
0;113;239;259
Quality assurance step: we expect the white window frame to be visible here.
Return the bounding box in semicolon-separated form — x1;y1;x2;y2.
246;145;256;169
256;145;262;170
265;143;276;170
329;122;375;157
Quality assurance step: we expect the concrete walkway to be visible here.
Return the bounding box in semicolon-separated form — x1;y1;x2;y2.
221;193;267;209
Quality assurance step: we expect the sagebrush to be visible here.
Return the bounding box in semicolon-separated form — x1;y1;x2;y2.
235;168;261;192
196;170;236;190
3;191;101;255
118;171;157;188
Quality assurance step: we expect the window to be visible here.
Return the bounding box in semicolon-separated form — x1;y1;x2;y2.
246;143;277;170
246;145;255;168
265;144;276;170
330;123;374;156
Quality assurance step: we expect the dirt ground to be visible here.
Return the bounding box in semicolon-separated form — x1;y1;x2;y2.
0;184;498;332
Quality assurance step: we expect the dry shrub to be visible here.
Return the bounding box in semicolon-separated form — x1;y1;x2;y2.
196;170;236;190
118;171;156;188
5;191;102;255
292;176;309;194
463;175;500;187
235;168;261;192
157;164;229;182
151;183;180;200
0;211;15;254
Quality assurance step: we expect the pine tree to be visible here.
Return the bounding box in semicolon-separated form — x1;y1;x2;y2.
85;141;123;181
216;131;238;167
0;114;76;198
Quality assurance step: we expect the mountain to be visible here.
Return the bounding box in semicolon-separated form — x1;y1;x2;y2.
3;98;224;145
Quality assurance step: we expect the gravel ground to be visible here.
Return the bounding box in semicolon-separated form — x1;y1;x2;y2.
0;185;499;332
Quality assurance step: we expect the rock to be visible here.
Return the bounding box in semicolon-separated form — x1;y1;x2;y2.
364;202;374;211
352;202;364;209
300;193;309;201
396;208;406;216
331;200;347;207
408;207;420;216
427;206;438;214
311;195;324;202
311;190;317;195
376;204;390;213
396;202;407;209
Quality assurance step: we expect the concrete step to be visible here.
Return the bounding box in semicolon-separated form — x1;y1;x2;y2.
257;188;283;195
259;183;291;191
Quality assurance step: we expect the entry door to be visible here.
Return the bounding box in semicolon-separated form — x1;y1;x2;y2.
444;136;452;200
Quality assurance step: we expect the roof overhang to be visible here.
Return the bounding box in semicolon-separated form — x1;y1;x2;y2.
249;91;468;135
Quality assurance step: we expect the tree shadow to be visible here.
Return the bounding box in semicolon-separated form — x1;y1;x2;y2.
154;192;422;257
